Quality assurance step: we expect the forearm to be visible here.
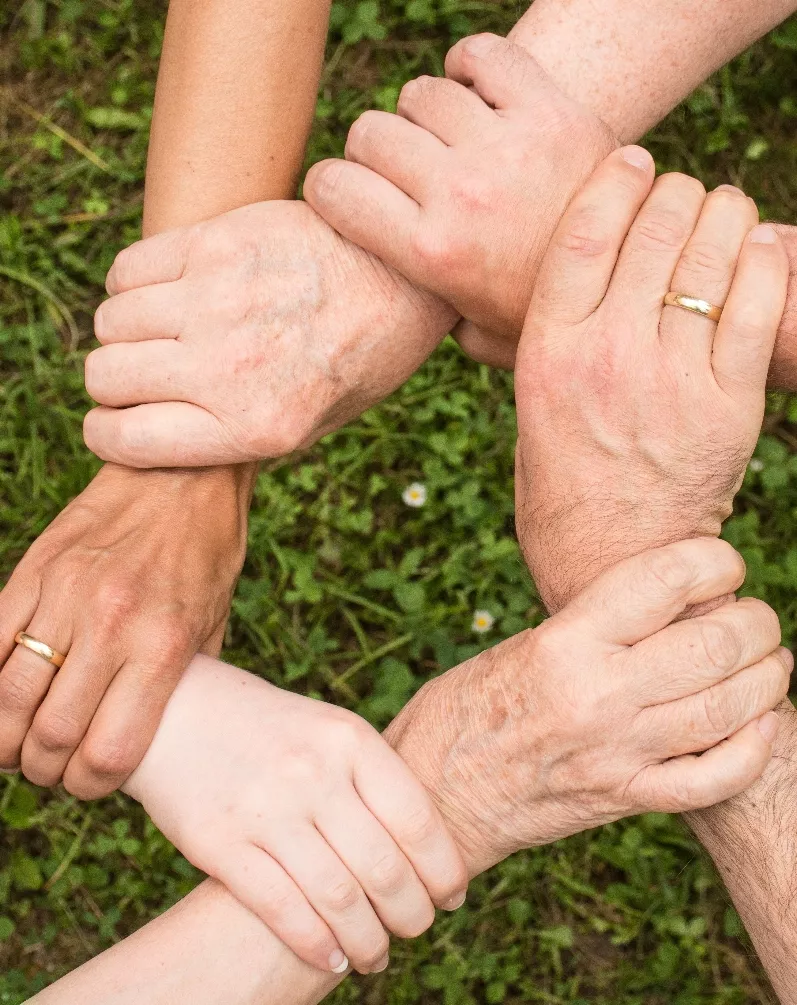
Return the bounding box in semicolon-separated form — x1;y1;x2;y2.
511;0;796;144
29;879;343;1005
144;0;331;233
687;699;797;1003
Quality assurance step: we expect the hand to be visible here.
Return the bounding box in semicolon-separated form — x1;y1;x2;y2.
82;201;457;468
124;657;468;976
513;147;790;613
0;463;250;798
304;33;616;368
385;539;790;876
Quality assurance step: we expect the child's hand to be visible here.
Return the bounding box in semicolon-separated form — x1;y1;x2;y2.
123;662;467;976
514;146;790;612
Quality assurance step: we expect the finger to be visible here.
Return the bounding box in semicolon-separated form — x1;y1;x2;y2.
396;75;496;145
63;646;189;799
316;795;435;941
105;229;191;295
609;172;706;328
646;647;792;759
213;842;348;974
84;341;195;408
0;603;72;776
630;597;783;704
712;224;790;398
565;538;747;647
21;631;122;788
0;575;41;768
83;402;248;468
660;186;758;359
639;713;779;813
445;33;552;110
452;319;518;369
266;827;389;975
304;160;422;277
354;744;468;910
345;110;447;203
527;146;656;330
94;282;186;345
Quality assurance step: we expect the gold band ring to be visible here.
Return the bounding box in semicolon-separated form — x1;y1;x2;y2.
14;632;66;669
664;292;723;323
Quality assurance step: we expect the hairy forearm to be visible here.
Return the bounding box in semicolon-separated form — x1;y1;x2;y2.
511;0;796;144
687;699;797;1003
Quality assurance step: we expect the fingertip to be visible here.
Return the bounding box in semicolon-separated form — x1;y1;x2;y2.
748;224;779;246
757;710;780;745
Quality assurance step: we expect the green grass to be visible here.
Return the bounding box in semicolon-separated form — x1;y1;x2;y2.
2;1;797;1001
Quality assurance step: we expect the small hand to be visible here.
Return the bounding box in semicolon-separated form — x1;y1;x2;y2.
83;202;456;468
513;147;790;612
124;658;468;976
304;33;616;368
386;539;790;876
0;463;250;797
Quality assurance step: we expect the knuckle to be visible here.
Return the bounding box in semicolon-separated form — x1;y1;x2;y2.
322;876;362;914
555;207;613;259
94;581;138;622
367;851;408;896
346;111;378;154
633;207;693;252
398;75;431;112
83;350;106;400
696;619;743;674
107;247;135;292
78;732;138;780
361;937;391;971
0;671;39;716
678;240;732;277
398;803;439;847
32;711;84;753
700;685;739;738
639;546;694;596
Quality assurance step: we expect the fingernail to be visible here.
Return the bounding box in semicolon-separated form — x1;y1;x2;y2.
714;184;745;196
443;891;467;911
329;951;349;974
620;145;653;171
758;711;780;743
749;224;777;244
370;955;389;974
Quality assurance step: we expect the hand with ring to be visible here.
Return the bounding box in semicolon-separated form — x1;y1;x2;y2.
513;146;790;613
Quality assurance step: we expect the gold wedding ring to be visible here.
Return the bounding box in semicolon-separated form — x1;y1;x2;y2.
14;632;66;669
664;292;724;323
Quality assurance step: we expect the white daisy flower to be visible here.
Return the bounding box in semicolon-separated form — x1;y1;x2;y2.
402;482;427;508
749;458;764;473
472;610;495;634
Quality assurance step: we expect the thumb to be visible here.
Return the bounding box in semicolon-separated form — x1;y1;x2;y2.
83;402;246;468
564;538;747;647
445;33;555;110
106;226;193;295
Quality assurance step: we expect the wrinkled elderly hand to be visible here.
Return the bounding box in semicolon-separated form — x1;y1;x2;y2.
386;539;789;876
304;33;616;368
83;202;456;468
0;463;250;798
514;147;789;613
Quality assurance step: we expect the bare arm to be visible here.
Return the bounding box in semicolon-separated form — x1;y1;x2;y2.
144;0;331;233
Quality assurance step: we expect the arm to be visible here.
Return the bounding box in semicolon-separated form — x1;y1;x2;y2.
513;151;797;995
304;0;797;377
0;0;330;798
31;540;789;1004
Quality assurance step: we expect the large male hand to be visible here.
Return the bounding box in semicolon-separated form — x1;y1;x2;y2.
0;463;250;798
513;148;789;612
83;202;456;468
304;33;616;368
